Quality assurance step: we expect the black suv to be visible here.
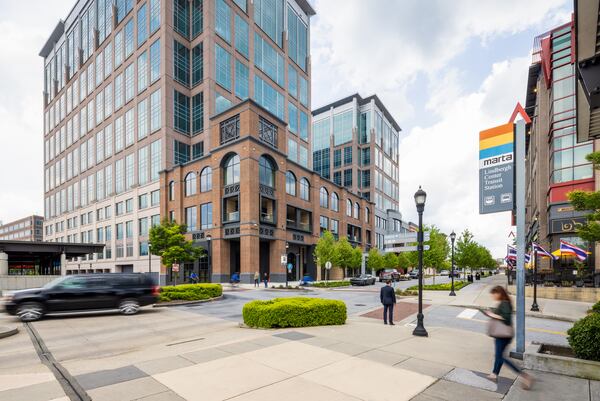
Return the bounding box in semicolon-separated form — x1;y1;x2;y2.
4;273;159;322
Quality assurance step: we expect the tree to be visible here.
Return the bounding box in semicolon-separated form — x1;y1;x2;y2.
455;229;479;275
334;237;355;277
397;252;412;273
383;252;399;270
314;231;336;268
405;226;449;272
149;220;204;269
568;152;600;242
349;246;363;276
366;248;384;273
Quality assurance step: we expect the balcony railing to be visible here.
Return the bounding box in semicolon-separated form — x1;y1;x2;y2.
259;117;277;148
220;115;240;145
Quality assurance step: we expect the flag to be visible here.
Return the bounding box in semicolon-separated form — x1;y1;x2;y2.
559;240;588;261
532;242;558;260
506;245;530;264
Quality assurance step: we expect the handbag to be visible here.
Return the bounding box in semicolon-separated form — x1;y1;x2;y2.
487;317;514;338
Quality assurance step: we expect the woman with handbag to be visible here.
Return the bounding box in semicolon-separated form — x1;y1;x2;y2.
483;286;533;389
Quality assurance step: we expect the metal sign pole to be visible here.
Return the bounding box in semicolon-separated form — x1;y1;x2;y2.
515;119;526;357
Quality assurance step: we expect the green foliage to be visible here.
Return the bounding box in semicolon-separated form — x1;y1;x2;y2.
159;283;222;302
395;288;418;296
366;248;384;271
334;237;355;271
384;252;399;270
149;220;204;268
350;247;363;271
454;229;496;270
405;226;449;270
397;252;412;272
567;312;600;361
242;297;347;328
314;231;337;268
407;281;469;291
590;301;600;314
311;281;351;288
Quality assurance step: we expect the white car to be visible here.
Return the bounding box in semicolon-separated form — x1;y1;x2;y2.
439;270;449;276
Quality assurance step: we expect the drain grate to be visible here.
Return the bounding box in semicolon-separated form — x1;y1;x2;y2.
355;304;366;306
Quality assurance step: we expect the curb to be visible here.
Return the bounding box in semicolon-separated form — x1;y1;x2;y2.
447;304;579;323
153;295;224;308
0;326;18;339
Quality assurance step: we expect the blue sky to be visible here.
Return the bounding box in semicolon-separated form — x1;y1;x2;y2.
0;0;572;257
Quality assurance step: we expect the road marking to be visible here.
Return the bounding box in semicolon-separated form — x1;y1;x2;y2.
457;308;479;320
453;314;568;337
527;327;567;336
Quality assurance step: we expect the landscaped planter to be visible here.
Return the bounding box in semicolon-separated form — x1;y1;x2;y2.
524;343;600;381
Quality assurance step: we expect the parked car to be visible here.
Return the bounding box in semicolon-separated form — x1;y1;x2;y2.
439;270;450;276
379;269;400;282
409;270;420;279
3;273;159;322
350;274;376;286
450;270;461;278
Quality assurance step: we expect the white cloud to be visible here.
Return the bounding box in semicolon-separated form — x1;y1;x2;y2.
397;56;530;258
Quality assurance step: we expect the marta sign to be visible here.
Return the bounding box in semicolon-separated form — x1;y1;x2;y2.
479;123;514;214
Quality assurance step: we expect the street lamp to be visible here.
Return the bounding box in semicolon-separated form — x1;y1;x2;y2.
413;186;428;337
206;234;212;283
449;231;456;296
285;242;290;288
147;240;152;274
531;249;539;311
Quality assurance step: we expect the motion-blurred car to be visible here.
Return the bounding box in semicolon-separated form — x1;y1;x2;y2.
379;269;401;282
409;270;420;279
3;273;159;322
350;274;376;286
439;270;449;276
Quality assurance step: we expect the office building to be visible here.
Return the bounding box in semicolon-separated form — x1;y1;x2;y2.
0;216;44;242
40;0;373;283
524;19;598;284
312;94;408;250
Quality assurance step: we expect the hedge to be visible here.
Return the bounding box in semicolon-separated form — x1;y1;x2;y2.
407;281;469;291
242;297;347;328
567;312;600;361
590;301;600;314
311;281;351;288
159;283;222;302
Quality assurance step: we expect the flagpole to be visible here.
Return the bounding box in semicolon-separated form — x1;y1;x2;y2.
531;249;539;311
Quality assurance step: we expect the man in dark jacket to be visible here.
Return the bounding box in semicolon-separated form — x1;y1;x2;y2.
380;280;397;325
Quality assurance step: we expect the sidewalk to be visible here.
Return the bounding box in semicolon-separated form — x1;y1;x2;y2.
399;275;593;322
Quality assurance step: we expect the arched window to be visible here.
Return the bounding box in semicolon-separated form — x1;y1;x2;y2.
168;181;175;201
286;171;296;196
353;202;360;219
331;192;339;212
319;187;329;208
259;156;276;187
346;199;352;216
299;178;310;201
200;167;212;192
223;154;240;186
184;173;197;196
365;207;370;223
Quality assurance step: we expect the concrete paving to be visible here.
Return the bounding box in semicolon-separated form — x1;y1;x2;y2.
1;281;598;401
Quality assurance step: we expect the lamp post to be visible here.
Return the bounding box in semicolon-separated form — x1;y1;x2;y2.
531;249;539;311
413;186;428;337
449;231;456;296
285;242;290;288
206;234;212;283
147;240;152;274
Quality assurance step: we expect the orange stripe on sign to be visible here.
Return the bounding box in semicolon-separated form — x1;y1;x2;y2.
479;123;514;141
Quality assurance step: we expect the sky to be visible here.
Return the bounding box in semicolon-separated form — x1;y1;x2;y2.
0;0;573;257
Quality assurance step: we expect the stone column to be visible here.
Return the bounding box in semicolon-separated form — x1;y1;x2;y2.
0;252;8;275
60;252;67;276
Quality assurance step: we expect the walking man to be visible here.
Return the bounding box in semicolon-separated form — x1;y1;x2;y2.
263;272;269;288
380;280;396;325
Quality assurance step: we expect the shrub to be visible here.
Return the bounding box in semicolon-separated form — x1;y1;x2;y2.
311;281;351;288
242;297;346;328
395;289;418;296
567;312;600;361
159;283;222;302
407;281;469;291
590;301;600;314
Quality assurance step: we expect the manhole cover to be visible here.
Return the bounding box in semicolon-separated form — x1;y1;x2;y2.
355;304;366;306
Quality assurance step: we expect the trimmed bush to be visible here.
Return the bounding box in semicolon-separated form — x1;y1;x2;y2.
242;297;347;328
407;281;469;291
395;289;418;296
311;281;351;288
159;283;222;302
590;301;600;314
567;312;600;362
